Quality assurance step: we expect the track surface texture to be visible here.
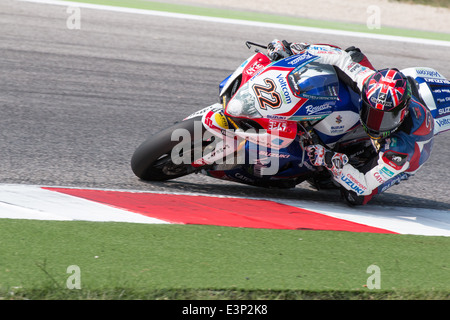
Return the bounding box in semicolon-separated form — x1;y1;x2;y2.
0;0;449;210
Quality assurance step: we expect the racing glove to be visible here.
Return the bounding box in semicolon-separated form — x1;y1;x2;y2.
267;39;310;61
267;39;291;61
306;145;349;177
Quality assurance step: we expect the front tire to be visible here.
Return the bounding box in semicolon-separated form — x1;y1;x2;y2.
131;117;205;181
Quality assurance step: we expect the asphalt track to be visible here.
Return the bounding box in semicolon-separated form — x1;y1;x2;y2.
0;0;449;212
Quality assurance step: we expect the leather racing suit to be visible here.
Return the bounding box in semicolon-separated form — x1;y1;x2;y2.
271;41;435;205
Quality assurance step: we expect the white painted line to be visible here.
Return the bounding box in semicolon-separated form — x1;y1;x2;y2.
19;0;450;47
279;199;450;237
0;184;169;224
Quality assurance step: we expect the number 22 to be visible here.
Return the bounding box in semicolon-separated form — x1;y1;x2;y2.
252;79;282;110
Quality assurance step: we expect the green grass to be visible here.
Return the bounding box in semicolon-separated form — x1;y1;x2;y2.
393;0;450;8
60;0;450;42
1;219;449;299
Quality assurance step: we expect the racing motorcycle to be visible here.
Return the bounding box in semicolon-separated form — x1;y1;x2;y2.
131;41;450;189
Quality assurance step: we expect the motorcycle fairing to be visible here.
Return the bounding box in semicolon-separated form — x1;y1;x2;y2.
401;67;450;135
219;53;271;98
203;135;315;187
224;53;341;122
312;79;362;146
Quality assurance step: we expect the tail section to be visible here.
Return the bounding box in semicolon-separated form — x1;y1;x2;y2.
401;67;450;135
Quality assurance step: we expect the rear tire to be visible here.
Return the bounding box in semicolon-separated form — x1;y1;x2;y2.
131;117;205;181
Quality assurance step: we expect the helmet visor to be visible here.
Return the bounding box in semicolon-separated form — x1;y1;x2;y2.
360;102;407;139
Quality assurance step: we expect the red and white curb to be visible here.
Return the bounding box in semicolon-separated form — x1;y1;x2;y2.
0;184;449;236
0;184;168;224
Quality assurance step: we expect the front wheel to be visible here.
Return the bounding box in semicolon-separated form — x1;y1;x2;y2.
131;117;206;181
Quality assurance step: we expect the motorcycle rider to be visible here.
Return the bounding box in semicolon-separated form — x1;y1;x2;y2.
267;40;434;205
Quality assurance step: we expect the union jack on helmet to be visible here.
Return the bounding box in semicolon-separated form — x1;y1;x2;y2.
360;68;411;139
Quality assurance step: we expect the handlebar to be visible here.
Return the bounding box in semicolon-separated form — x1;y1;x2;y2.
245;41;268;50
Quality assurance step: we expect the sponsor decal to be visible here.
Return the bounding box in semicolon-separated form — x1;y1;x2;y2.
433;88;450;95
271;137;284;145
380;166;394;178
286;52;315;65
301;93;338;101
214;112;229;129
329;115;346;134
239;60;248;68
436;97;450;105
291;114;329;121
245;60;264;77
382;150;408;170
330;125;345;134
238;130;290;150
347;62;365;74
258;150;290;159
347;62;356;70
276;74;292;104
380;172;411;193
373;171;385;184
370;94;393;108
308;45;340;54
267;114;288;120
412;106;422;119
340;173;367;195
424;77;450;85
268;120;288;132
234;172;254;183
204;111;215;128
305;103;332;115
416;69;443;78
436;117;450;128
388;137;397;148
250;68;265;81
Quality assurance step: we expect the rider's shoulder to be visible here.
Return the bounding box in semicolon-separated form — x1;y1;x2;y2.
408;99;430;120
405;99;434;137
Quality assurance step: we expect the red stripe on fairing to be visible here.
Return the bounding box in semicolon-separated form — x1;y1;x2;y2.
43;188;397;234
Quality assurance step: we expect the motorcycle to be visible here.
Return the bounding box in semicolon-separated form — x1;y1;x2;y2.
131;41;450;190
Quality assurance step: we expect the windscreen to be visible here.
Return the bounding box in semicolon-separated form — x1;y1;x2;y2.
288;62;339;100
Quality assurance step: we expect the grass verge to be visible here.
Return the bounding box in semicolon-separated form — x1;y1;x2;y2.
1;219;449;299
393;0;450;8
